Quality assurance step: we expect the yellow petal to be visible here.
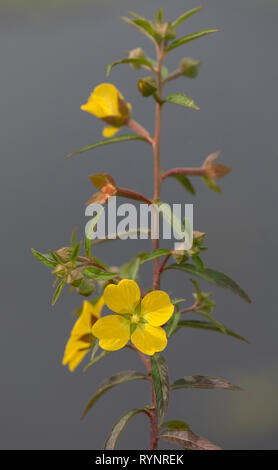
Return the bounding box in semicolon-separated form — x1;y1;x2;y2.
102;126;119;138
131;323;167;356
62;337;90;372
104;279;141;314
92;315;130;351
81;83;121;119
71;297;104;338
141;291;174;327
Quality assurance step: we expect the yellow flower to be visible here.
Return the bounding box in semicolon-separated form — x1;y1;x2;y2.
81;83;131;138
62;297;104;372
92;280;174;356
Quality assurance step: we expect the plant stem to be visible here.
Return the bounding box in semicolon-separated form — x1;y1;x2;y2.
127;118;154;145
161;167;206;180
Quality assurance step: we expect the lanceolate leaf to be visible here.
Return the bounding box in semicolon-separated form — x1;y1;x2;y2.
31;249;57;269
166;263;251;303
165;94;199;111
165;173;196;195
68;135;149;158
167;312;181;338
159;429;221;450
140;249;171;265
151;353;170;423
81;371;148;419
161;420;190;431
122;17;159;44
172;6;203;28
84;267;117;281
105;408;149;450
52;279;66;306
202;175;221;193
166;29;218;53
171;375;241;391
194;310;227;334
107;58;154;76
177;319;249;343
121;255;142;281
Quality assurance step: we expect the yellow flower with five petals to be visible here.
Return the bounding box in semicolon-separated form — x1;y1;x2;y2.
81;83;131;138
62;297;104;372
92;280;174;356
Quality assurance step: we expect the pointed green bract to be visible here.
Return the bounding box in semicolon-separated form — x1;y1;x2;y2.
172;6;203;28
151;353;170;423
202;175;222;193
105;408;149;450
166;29;218;52
81;371;148;419
31;249;57;269
165;173;196;195
52;279;66;306
68;135;149;158
166;263;251;303
165;93;199;110
122;16;159;44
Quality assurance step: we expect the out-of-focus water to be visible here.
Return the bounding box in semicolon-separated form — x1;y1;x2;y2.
0;0;277;450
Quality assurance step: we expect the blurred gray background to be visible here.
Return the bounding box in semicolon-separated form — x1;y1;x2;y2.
0;0;277;450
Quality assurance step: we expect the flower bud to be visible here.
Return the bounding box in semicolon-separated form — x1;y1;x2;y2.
202;152;231;179
55;247;73;263
52;264;67;278
179;58;200;78
138;76;157;97
128;48;146;69
67;270;83;287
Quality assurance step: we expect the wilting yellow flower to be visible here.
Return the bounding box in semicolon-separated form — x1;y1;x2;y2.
92;280;174;356
62;297;104;372
81;83;131;137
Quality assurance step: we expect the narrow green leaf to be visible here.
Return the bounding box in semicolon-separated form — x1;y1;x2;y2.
105;408;148;450
166;174;196;195
81;371;148;419
177;319;249;343
31;249;57;269
166;29;218;52
84;349;111;372
195;310;226;334
165;93;199;110
68;135;148;158
84;237;92;258
49;249;61;263
172;6;203;28
171;375;241;391
122;16;158;44
151;353;170;423
161;420;190;431
84;267;117;281
71;241;81;262
52;279;66;306
202;176;221;193
159;429;221;450
107;58;154;76
140;249;170;265
167;312;181;338
166;263;251;303
71;228;77;248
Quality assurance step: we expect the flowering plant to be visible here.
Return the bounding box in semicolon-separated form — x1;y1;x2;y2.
32;6;250;450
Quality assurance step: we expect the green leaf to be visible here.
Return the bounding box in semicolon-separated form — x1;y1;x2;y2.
107;58;154;76
49;249;61;263
159;429;221;450
71;241;81;262
84;349;111;372
68;135;149;158
165;93;199;110
194;310;226;334
167;312;181;338
52;279;66;306
92;228;151;245
166;29;218;52
161;420;190;431
172;6;203;28
81;371;148;419
120;255;142;281
84;267;117;281
151;353;170;423
122;16;159;44
140;249;170;265
171;298;187;305
171;375;241;391
202;175;221;193
177;319;249;343
105;408;148;450
84;237;92;258
166;263;251;303
71;228;77;248
31;249;57;269
166;173;196;195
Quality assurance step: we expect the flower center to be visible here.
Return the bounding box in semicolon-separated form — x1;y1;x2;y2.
130;313;140;324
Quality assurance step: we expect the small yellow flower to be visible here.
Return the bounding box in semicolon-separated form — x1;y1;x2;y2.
62;297;104;372
81;83;131;138
92;280;174;356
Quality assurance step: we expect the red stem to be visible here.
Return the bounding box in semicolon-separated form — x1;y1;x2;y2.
161;167;206;180
117;187;153;205
127;118;154;145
